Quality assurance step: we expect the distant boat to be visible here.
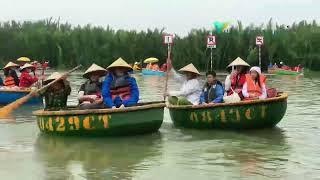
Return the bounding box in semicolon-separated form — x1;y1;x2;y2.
142;69;165;76
268;67;303;76
0;88;43;105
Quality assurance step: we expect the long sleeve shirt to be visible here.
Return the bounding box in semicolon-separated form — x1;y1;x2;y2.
102;73;139;108
169;78;202;105
242;82;267;99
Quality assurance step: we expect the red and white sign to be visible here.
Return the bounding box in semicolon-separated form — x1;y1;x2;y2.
256;36;264;46
163;34;174;44
207;35;216;48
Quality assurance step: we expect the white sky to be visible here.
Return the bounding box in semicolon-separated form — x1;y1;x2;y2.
1;0;319;35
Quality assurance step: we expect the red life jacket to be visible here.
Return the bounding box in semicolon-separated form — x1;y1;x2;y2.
4;76;16;87
19;71;38;88
110;76;131;101
245;74;266;98
227;73;246;97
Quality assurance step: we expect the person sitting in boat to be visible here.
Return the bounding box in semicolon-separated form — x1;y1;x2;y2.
19;63;38;88
102;57;139;108
160;63;167;72
78;64;107;109
146;63;152;70
242;66;267;100
200;71;224;104
225;57;250;100
3;62;20;87
39;72;71;111
151;63;160;71
132;62;141;71
166;63;202;105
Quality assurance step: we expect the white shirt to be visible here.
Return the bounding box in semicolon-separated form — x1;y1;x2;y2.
242;82;267;99
169;78;202;105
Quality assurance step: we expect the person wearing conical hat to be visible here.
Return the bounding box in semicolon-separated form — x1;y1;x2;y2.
3;62;20;87
166;63;202;105
39;72;71;111
78;64;107;109
102;57;139;108
19;63;38;88
225;57;250;99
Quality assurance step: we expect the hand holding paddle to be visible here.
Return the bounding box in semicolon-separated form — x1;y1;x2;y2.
0;65;82;118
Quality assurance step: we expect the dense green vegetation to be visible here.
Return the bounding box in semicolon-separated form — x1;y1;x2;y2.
0;19;319;71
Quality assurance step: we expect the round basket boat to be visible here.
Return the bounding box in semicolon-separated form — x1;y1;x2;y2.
142;69;165;76
33;102;165;136
0;88;43;105
168;93;288;129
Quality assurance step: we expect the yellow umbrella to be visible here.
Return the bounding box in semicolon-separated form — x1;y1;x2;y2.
17;57;31;62
144;57;159;64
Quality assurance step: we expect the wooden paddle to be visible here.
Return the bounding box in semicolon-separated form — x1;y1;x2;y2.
0;65;82;118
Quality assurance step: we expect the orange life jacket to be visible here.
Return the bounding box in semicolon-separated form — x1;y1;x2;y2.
4;76;16;87
151;64;160;71
245;74;266;97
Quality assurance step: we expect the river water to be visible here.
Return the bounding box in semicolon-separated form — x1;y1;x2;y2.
0;72;319;180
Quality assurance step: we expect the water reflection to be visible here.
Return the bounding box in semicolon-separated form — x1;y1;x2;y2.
34;133;163;180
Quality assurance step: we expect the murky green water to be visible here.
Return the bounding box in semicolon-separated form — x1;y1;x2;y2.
0;72;319;180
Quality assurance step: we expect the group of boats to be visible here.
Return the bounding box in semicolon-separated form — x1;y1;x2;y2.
30;92;288;136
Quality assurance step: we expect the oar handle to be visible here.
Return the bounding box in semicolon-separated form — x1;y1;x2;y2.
36;65;82;93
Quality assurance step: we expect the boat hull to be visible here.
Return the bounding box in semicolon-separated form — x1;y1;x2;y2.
0;89;43;105
142;69;165;76
33;102;165;136
275;69;302;76
168;93;288;129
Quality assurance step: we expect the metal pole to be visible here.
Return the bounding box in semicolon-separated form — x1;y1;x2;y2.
164;43;171;101
259;45;261;68
210;47;213;71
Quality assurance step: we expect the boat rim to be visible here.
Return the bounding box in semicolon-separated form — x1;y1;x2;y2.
167;92;288;110
33;101;166;116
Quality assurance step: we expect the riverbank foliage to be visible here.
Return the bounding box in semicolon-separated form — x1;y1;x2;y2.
0;19;319;70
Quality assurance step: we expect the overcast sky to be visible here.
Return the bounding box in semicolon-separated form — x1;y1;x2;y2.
1;0;319;35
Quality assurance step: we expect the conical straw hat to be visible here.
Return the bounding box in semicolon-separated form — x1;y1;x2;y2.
44;72;69;85
3;62;19;70
107;57;132;70
17;57;31;62
83;63;107;78
20;63;35;70
227;57;250;68
178;63;200;75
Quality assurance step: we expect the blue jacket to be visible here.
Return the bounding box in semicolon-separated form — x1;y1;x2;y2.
102;73;139;108
200;82;224;104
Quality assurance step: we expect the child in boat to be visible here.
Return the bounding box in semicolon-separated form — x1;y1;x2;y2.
78;64;107;109
200;71;224;104
19;63;38;88
225;57;250;99
102;58;139;108
166;63;202;105
3;62;20;87
242;66;267;100
39;72;71;111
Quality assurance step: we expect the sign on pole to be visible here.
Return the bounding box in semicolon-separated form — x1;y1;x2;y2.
207;35;216;48
256;36;264;46
256;36;264;68
163;34;174;45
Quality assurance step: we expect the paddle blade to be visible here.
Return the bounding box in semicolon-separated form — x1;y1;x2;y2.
0;94;34;118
